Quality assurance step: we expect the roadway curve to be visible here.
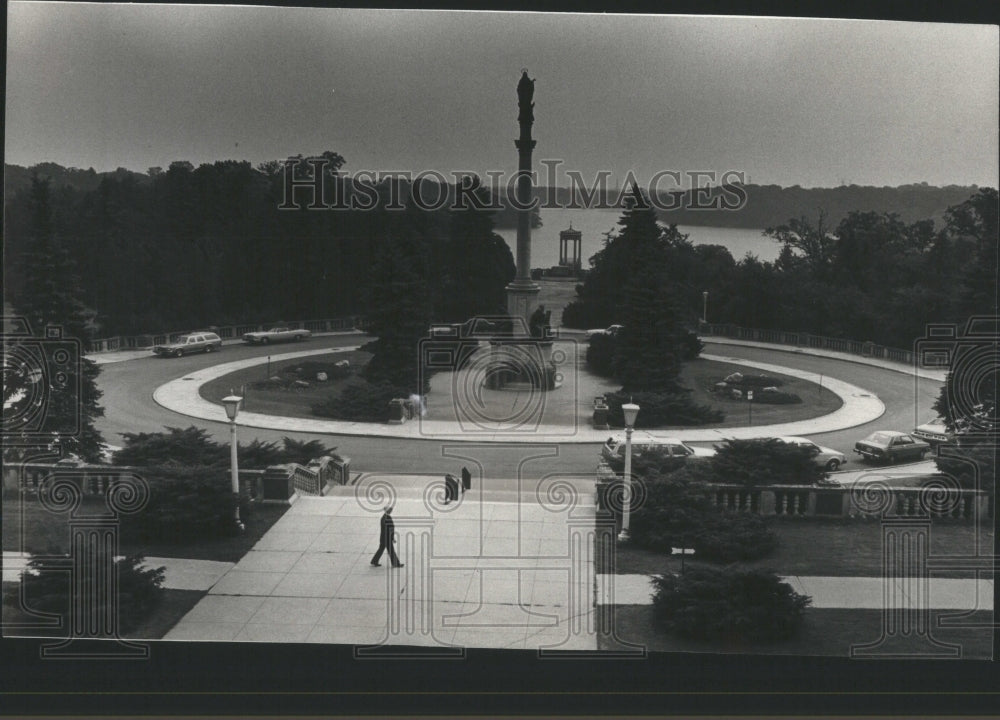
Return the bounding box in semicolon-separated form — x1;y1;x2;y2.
93;336;941;478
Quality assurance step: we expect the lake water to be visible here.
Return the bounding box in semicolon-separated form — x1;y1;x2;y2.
495;207;777;268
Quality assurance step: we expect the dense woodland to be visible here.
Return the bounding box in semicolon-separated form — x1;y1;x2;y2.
4;157;516;338
564;187;997;351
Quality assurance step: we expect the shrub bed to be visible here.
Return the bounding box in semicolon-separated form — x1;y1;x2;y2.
708;438;826;486
651;567;811;644
119;465;254;543
605;390;724;428
599;469;779;562
312;379;407;423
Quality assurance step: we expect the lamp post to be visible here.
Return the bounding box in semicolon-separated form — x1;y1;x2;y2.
618;402;640;542
222;395;245;532
702;291;708;324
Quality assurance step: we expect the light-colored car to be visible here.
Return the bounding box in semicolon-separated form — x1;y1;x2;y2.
601;432;716;462
242;326;312;344
854;431;930;464
586;324;624;339
777;436;847;472
153;332;222;357
912;418;952;446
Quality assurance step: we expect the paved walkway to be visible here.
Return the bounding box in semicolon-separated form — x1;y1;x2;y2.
162;486;600;649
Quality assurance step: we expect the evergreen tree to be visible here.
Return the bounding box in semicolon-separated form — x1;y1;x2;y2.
361;201;435;392
7;177;105;461
437;182;516;322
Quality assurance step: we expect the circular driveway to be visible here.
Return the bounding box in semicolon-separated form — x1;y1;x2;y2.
93;337;941;477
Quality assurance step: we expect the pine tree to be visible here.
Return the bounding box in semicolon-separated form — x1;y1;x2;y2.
361;202;435;392
6;177;105;462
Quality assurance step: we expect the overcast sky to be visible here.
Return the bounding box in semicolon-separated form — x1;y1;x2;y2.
5;4;999;188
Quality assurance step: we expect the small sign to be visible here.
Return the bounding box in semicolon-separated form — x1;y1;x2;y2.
747;391;754;400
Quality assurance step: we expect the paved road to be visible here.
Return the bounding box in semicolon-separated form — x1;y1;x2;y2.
93;337;941;479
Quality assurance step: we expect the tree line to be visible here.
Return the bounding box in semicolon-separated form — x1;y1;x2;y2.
4;157;515;338
564;187;997;351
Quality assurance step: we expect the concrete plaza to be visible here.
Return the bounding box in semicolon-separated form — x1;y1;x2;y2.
164;482;600;650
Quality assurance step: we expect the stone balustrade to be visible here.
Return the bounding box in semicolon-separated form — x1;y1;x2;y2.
595;475;990;521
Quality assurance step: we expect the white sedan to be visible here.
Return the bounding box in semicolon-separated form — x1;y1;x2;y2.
777;436;847;472
586;324;624;338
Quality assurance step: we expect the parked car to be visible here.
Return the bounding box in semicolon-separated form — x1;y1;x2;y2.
776;436;847;472
853;431;930;464
912;417;952;446
152;332;223;357
242;327;312;344
601;433;716;462
586;324;624;339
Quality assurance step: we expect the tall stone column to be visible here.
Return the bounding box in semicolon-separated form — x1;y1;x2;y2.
506;70;541;327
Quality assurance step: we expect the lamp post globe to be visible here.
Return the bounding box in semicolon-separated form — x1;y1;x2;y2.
222;395;245;532
618;402;640;542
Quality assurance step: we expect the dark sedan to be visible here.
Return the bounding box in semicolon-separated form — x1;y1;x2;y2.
854;431;930;464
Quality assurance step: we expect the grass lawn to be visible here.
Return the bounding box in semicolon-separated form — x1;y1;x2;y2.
3;493;289;563
599;605;993;658
199;350;837;430
200;350;372;419
595;517;994;578
676;358;842;429
2;581;205;641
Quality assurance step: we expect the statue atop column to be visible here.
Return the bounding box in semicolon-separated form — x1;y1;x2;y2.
518;70;535;124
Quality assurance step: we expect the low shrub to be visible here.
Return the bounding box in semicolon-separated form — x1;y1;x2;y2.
651;567;811;644
607;469;779;562
707;438;826;486
113;427;336;469
752;389;802;405
605;390;724;428
312;379;406;423
722;372;784;388
693;512;779;562
9;552;165;634
586;333;617;377
119;465;254;543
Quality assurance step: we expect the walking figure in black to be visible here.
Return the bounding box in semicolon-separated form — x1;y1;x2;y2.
443;474;459;504
461;466;472;495
370;504;403;568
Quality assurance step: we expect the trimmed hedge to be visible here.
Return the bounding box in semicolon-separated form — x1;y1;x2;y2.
651;567;811;643
113;427;337;468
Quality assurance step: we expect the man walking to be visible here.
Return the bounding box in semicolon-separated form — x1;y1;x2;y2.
370;504;403;568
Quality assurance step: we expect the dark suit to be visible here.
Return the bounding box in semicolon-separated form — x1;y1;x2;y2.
461;467;471;493
370;511;400;566
444;474;458;503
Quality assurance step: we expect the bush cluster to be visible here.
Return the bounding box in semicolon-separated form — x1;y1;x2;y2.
113;427;337;468
119;465;254;542
605;391;724;428
708;438;826;486
600;469;778;562
651;567;811;643
312;379;407;423
585;333;617;377
8;553;165;634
